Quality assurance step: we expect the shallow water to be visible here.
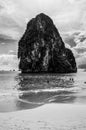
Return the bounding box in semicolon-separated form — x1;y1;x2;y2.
0;69;86;112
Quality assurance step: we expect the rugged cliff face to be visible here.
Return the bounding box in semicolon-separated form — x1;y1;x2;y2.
18;13;77;73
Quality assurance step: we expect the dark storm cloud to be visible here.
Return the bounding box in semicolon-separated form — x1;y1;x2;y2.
63;34;76;48
0;34;17;44
0;5;3;10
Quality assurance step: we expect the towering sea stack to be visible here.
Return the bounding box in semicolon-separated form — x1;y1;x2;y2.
18;13;77;73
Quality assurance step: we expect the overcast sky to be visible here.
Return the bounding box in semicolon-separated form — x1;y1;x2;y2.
0;0;86;38
0;0;86;70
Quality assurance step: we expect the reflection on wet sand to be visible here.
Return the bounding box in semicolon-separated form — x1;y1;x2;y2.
17;73;77;107
0;73;77;112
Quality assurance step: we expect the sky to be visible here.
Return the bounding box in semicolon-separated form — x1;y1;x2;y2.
0;0;86;38
0;0;86;70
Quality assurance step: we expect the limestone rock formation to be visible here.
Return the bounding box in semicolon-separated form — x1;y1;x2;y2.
18;13;77;73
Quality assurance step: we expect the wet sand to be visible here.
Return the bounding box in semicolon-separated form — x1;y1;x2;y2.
0;103;86;130
0;70;86;129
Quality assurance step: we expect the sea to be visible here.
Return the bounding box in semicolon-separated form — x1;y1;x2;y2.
0;69;86;112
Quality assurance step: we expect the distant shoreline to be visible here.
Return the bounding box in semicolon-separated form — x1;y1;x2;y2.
0;68;85;73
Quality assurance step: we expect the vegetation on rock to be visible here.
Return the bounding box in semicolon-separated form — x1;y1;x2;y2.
18;13;77;73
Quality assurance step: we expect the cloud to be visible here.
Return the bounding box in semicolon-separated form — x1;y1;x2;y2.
0;0;86;70
63;34;77;48
68;0;75;4
64;30;86;69
0;0;86;35
0;54;18;71
76;52;86;69
0;0;24;39
0;5;3;10
0;34;17;44
8;50;16;55
63;30;86;49
0;34;18;55
0;0;86;41
71;31;86;57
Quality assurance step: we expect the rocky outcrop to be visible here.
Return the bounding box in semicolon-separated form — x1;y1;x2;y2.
18;13;77;73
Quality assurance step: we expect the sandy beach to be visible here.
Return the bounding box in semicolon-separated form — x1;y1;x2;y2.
0;70;86;130
0;103;86;130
